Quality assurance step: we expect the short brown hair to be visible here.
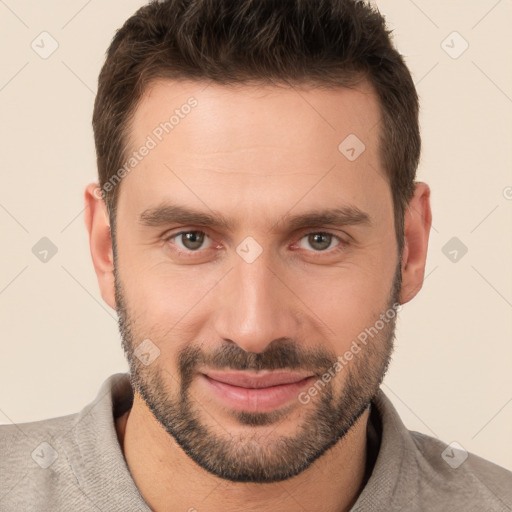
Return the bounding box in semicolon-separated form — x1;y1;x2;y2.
92;0;420;255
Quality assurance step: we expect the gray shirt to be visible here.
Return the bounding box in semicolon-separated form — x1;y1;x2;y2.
1;372;511;511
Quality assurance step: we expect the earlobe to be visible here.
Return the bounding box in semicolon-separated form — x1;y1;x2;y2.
84;183;116;310
399;182;432;305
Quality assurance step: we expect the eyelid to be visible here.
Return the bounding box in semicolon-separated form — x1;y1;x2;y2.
163;228;349;257
293;230;347;252
164;229;217;252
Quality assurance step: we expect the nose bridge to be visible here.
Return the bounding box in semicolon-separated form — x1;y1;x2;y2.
213;249;298;354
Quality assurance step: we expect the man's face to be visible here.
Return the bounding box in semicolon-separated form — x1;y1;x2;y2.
113;79;400;483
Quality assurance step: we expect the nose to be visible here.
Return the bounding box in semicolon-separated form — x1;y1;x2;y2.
212;250;300;354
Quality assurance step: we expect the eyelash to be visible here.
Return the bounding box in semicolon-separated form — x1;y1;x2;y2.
163;230;348;259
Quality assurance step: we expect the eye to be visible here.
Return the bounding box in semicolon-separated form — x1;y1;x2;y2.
163;229;348;259
165;230;213;253
297;232;345;253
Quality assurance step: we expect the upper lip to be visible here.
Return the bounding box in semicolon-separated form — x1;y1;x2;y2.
201;370;314;389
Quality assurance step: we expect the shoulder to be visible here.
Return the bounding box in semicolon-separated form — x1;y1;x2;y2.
409;429;512;509
363;390;512;511
0;413;83;510
0;413;78;464
0;373;135;511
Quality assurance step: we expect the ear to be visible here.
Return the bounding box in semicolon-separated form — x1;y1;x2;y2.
84;183;116;310
399;182;432;305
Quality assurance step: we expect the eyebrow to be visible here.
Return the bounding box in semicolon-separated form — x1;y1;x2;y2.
138;202;372;232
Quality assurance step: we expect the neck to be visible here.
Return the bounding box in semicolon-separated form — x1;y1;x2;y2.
116;393;370;512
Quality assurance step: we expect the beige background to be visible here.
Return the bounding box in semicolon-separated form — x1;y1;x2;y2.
1;0;511;472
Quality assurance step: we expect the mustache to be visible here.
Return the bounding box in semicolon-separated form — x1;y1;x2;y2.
178;338;337;384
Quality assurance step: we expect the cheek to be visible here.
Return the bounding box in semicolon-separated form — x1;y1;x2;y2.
291;257;394;346
121;265;220;350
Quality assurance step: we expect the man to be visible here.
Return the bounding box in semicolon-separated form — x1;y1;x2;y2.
1;0;511;510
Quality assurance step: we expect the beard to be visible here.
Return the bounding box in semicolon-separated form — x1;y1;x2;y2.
114;259;402;483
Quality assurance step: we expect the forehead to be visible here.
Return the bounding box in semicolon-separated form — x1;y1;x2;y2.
128;78;382;161
118;78;389;227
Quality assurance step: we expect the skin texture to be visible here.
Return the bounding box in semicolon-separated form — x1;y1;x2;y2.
84;79;431;512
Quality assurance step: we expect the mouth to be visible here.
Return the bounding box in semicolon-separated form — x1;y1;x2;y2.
199;370;316;413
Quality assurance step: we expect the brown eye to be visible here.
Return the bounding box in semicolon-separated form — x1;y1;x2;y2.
168;231;211;252
299;232;340;252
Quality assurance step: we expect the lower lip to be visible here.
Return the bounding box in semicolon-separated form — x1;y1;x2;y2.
200;374;315;412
